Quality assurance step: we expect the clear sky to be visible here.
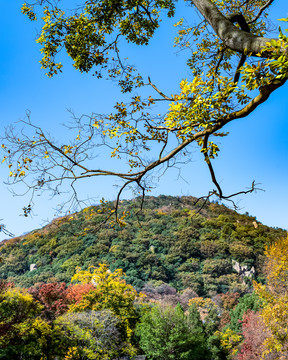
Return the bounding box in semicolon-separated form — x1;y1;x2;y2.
0;1;288;241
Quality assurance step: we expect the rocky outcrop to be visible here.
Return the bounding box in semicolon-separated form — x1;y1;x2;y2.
232;260;255;278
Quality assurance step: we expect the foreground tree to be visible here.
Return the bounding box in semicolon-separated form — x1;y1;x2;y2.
236;310;274;360
28;282;69;321
2;0;288;219
0;287;56;359
136;303;209;359
54;310;123;360
0;266;142;359
68;264;141;357
254;235;288;358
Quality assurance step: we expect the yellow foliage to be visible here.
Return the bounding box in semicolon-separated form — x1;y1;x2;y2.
254;235;288;357
64;347;80;360
69;264;142;356
216;328;242;356
189;296;218;321
189;296;216;309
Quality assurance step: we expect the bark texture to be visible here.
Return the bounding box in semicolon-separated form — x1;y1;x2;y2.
191;0;273;56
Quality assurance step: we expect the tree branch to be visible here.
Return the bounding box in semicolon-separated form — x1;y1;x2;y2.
191;0;276;56
202;134;223;198
248;0;275;24
228;13;250;83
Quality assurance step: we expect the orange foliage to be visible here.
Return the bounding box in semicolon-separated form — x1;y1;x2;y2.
67;283;95;304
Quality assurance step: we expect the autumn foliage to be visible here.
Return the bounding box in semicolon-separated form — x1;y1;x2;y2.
254;235;288;358
236;310;268;360
0;204;287;359
66;283;95;304
28;282;69;320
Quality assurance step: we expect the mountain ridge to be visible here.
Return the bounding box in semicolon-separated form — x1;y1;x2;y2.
0;195;285;296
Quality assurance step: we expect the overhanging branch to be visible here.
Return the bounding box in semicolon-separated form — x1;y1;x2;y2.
190;0;276;56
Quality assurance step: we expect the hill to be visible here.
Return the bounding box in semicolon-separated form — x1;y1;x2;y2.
0;195;285;296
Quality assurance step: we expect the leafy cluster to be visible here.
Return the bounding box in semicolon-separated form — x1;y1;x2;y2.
22;0;175;86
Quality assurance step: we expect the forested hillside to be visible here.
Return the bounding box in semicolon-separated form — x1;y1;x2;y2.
2;0;288;357
0;196;285;295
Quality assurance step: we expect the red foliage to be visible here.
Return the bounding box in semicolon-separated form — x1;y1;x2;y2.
28;282;69;320
0;279;14;294
66;283;95;304
237;310;268;360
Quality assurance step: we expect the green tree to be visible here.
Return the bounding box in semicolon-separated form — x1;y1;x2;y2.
68;264;141;357
0;287;55;360
228;292;262;333
136;303;209;359
189;296;227;360
54;310;123;360
2;0;288;218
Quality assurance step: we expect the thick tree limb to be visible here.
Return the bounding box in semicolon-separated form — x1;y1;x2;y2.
228;13;250;83
191;0;275;56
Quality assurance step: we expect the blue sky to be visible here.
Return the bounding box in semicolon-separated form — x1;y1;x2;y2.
0;1;288;240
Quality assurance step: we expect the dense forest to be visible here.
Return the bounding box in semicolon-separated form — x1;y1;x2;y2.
0;196;285;293
0;196;287;359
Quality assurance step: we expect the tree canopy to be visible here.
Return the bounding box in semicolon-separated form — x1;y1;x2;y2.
2;0;288;220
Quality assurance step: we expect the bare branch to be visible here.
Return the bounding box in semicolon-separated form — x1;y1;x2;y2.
0;223;14;238
148;77;172;100
202;134;223;198
248;0;275;24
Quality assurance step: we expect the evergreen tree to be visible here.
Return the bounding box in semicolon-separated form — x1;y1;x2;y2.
228;292;262;333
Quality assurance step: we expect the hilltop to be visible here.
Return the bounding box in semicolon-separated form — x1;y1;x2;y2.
0;195;285;296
